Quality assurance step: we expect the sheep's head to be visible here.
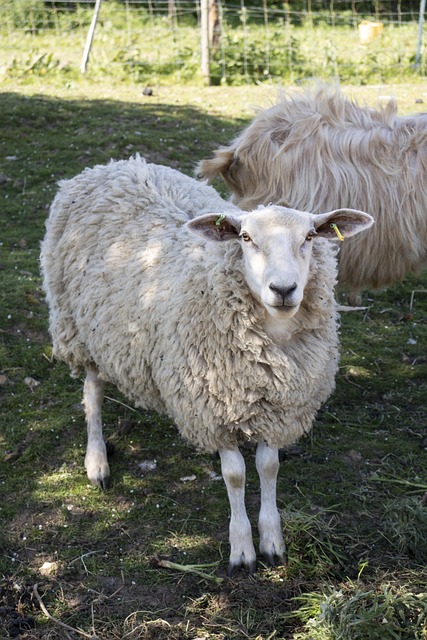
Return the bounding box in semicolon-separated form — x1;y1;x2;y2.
197;143;291;213
186;205;373;319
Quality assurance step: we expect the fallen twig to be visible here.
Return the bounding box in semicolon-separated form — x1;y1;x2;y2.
370;476;427;493
104;394;138;412
336;305;368;312
154;558;224;584
33;583;99;639
68;550;105;566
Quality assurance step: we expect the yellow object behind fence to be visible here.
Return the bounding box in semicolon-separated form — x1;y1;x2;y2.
358;21;383;44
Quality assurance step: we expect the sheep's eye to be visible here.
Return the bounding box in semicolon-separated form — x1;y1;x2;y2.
241;232;252;243
305;231;316;242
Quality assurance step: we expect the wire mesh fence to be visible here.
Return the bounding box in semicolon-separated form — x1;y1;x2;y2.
0;0;425;85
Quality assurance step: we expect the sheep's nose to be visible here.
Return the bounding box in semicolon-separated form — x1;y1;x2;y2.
269;282;297;304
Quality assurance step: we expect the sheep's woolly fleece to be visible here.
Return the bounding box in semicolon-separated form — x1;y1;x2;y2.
41;156;340;453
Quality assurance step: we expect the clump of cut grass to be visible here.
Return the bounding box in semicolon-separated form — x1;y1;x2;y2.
381;496;427;561
282;508;346;579
122;615;189;640
292;583;427;640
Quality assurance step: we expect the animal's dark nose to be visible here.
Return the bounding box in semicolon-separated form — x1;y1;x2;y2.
269;282;297;304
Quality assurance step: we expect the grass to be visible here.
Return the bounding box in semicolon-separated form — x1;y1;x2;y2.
292;584;427;639
1;69;427;638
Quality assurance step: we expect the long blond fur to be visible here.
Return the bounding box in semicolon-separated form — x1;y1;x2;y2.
198;83;427;300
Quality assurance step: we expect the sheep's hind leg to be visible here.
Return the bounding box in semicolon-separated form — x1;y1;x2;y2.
256;442;286;566
83;366;109;489
219;448;256;576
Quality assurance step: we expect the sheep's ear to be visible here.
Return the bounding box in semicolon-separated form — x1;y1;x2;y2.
196;148;234;182
314;208;374;240
186;213;242;242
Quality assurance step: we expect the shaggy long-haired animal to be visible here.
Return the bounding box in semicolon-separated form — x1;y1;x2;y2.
198;83;427;302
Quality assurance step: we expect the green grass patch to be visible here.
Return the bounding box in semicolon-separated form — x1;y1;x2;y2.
292;583;427;639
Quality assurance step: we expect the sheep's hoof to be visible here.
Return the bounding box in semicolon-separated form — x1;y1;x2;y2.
93;475;109;491
87;469;110;490
263;550;287;568
85;451;110;490
227;556;257;577
260;539;287;568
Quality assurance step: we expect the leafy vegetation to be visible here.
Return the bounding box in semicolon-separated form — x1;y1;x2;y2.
0;0;425;86
292;584;427;639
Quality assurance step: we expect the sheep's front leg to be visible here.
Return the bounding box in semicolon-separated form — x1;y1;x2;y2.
83;367;109;489
256;442;286;566
219;448;256;576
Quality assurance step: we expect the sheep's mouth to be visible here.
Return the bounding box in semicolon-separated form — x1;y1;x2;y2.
266;303;300;317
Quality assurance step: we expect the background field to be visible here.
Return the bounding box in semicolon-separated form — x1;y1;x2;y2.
1;30;427;640
1;0;426;86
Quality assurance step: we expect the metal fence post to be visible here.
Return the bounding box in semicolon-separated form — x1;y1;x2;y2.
416;0;426;67
81;0;103;74
201;0;211;85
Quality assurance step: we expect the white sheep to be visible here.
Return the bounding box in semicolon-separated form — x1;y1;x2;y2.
197;83;427;303
40;155;373;574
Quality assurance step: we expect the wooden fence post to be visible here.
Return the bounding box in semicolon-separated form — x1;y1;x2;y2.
209;0;221;52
